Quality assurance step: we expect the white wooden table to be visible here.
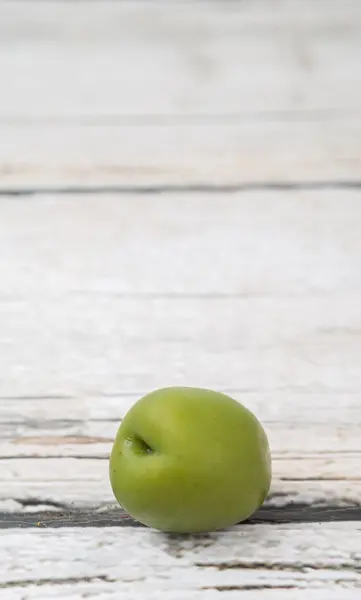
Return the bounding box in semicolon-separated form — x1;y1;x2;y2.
0;2;360;598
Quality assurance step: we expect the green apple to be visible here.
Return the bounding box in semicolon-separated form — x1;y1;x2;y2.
109;386;271;533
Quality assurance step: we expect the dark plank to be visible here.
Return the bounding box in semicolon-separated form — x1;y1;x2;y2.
1;505;361;530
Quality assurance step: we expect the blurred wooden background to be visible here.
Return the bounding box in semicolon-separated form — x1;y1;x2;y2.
0;0;361;188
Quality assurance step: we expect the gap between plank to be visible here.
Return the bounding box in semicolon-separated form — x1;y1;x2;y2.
1;180;361;197
1;505;361;529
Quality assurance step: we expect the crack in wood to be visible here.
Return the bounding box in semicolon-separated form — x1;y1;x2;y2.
279;477;361;481
0;395;75;401
3;109;361;126
13;435;113;446
201;585;297;591
1;455;108;459
0;575;114;589
1;180;361;197
196;562;361;573
14;497;70;510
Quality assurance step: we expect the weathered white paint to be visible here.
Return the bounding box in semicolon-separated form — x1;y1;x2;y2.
0;524;360;598
3;590;360;600
1;1;360;117
2;392;361;425
1;291;360;396
1;121;361;187
0;193;360;398
0;3;360;597
2;590;361;600
0;0;360;185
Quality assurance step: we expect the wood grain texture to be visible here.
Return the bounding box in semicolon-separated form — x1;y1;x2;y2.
0;192;360;396
1;2;360;596
0;524;360;598
2;121;361;188
0;0;361;186
2;590;359;600
1;0;360;116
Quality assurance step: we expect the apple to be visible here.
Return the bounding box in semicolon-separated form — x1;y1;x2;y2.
109;386;271;533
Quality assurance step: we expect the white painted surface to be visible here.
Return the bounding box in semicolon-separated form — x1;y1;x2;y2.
2;1;360;117
0;524;360;597
2;590;360;600
0;0;361;185
0;2;360;597
3;392;361;424
0;193;360;396
1;120;361;187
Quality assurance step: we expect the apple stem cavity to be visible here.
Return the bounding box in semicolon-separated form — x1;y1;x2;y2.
126;435;154;455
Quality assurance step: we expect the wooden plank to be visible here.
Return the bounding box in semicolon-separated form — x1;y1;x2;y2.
1;120;361;187
2;505;361;529
0;1;360;186
0;524;360;598
1;0;360;118
1;192;359;295
2;589;360;600
1;292;360;396
2;392;360;425
0;192;360;397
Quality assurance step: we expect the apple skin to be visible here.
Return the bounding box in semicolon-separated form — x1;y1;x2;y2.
109;387;271;533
